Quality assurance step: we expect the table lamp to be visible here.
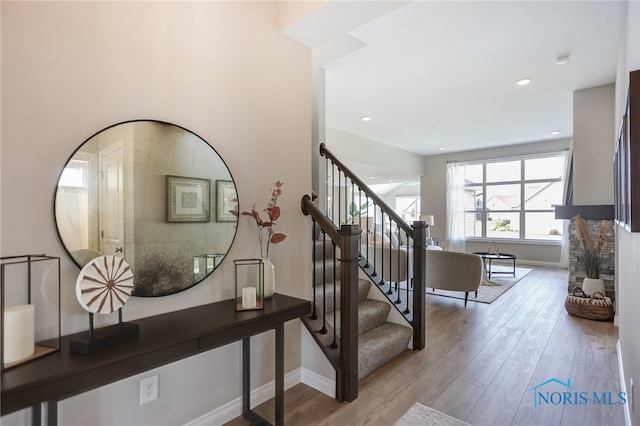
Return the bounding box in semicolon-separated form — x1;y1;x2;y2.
420;214;435;240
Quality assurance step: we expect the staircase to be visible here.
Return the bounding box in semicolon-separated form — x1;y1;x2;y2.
300;143;427;403
310;235;413;380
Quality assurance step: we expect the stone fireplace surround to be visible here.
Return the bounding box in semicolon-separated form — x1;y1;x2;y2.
555;204;615;300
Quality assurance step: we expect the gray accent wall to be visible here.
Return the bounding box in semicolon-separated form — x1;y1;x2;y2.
573;84;616;205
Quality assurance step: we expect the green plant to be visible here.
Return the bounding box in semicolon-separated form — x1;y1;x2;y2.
491;219;515;232
572;215;610;279
348;201;368;223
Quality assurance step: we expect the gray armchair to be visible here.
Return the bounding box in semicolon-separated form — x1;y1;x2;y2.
363;244;412;284
425;250;483;307
362;243;443;285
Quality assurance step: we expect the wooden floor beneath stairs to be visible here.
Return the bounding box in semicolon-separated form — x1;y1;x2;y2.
224;266;625;426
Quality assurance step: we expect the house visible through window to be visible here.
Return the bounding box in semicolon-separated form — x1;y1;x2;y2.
461;153;566;241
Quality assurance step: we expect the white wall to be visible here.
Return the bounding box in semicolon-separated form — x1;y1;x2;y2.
421;139;571;264
1;2;311;424
383;184;421;214
615;1;640;424
325;127;424;182
573;83;616;205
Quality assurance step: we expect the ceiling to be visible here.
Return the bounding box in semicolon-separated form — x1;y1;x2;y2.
321;1;626;157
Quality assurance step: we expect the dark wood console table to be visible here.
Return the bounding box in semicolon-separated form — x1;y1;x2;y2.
1;293;311;426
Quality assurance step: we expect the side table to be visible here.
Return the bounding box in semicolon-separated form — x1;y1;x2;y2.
472;252;517;279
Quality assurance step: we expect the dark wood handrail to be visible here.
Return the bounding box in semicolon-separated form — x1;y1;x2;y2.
320;143;414;235
301;194;341;242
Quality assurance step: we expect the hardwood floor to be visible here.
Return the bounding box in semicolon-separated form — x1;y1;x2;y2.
225;267;625;425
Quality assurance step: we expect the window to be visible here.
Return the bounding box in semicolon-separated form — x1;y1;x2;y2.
461;153;566;241
59;159;88;188
395;195;420;221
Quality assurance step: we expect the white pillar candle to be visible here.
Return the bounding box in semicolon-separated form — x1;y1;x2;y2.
3;304;35;364
241;287;256;309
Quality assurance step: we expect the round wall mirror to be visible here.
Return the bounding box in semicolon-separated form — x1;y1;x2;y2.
55;120;238;297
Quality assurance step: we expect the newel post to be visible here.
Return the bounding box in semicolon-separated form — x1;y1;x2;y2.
337;224;360;402
411;221;426;350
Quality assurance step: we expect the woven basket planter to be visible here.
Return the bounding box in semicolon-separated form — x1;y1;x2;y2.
565;287;614;321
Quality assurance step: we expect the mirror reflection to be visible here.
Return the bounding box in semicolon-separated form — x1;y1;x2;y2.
55;120;237;297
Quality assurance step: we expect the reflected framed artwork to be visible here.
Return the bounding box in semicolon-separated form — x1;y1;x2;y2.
166;175;211;223
216;180;237;222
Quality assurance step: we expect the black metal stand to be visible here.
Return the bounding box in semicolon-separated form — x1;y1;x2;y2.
69;309;139;354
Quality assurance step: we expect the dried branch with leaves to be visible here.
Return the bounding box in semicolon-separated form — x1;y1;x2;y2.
239;180;287;258
572;215;610;279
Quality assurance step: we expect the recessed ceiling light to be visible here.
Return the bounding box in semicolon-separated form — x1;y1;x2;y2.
437;147;445;151
361;116;372;122
555;55;570;65
368;176;374;179
517;78;532;86
550;130;561;135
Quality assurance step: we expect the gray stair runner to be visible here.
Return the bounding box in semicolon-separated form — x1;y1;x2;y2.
313;239;412;379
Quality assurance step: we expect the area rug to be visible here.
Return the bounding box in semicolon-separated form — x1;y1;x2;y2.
427;266;532;304
394;402;470;425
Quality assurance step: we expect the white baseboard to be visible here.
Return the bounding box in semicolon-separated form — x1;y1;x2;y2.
301;367;336;398
515;259;562;268
183;368;302;426
617;340;632;426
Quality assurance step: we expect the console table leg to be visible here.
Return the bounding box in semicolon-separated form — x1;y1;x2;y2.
242;337;250;417
275;324;284;426
46;401;57;426
31;404;41;426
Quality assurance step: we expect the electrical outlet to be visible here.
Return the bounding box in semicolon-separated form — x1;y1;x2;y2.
139;375;158;405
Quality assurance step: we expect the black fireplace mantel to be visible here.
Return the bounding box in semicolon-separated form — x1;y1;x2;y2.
554;204;614;220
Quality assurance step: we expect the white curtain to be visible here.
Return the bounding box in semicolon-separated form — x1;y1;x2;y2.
560;219;570;268
560;147;573;268
445;162;466;252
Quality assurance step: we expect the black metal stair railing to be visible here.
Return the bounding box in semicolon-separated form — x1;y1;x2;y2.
319;143;426;350
300;143;426;403
301;195;360;402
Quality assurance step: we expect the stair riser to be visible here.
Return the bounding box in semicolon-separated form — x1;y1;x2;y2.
330;300;391;336
313;261;340;286
313;240;340;261
358;323;413;379
313;279;370;314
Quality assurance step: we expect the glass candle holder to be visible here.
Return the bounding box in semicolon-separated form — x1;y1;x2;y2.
234;259;264;311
